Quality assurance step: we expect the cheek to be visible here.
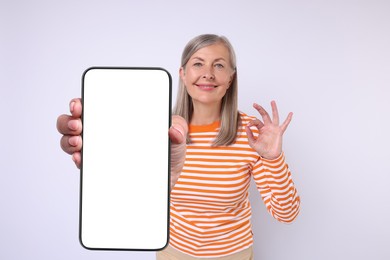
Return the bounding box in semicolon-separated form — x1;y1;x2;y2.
221;77;232;89
181;71;194;86
217;71;233;85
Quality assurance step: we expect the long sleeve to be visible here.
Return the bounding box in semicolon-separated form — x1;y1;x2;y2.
252;153;301;223
169;113;300;257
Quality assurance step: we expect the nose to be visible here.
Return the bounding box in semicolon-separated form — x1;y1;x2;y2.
202;66;215;80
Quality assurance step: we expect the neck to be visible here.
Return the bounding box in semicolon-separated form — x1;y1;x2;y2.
191;101;221;125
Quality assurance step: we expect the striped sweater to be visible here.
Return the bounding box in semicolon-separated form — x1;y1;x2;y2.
169;112;300;258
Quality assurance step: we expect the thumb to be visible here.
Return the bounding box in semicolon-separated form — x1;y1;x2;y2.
169;115;188;144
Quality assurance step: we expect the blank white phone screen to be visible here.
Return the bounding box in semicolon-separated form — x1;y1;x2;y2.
80;67;171;251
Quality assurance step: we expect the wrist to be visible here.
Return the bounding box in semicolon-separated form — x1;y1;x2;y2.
260;152;283;162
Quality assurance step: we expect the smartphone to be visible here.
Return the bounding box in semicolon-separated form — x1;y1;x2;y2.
80;67;171;251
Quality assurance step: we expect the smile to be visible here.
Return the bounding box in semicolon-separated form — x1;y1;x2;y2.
196;84;217;90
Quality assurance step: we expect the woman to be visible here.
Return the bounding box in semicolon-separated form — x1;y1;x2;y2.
57;34;300;259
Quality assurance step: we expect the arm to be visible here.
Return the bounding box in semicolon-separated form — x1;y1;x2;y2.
245;101;300;223
252;153;300;223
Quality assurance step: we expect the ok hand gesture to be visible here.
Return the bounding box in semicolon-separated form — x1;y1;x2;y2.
245;101;293;160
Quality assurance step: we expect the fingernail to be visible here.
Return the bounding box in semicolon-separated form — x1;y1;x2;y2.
67;120;78;131
70;101;75;113
68;136;79;146
71;153;77;163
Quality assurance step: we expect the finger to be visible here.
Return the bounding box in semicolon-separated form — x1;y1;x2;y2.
280;112;293;133
72;152;81;169
245;126;256;146
253;103;272;124
247;118;264;130
60;135;83;155
69;98;82;118
169;126;185;144
172;115;188;133
271;100;280;125
56;114;83;135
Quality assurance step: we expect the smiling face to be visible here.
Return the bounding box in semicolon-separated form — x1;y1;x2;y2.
180;43;235;108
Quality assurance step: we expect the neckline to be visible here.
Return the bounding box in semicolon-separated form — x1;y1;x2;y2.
189;120;220;133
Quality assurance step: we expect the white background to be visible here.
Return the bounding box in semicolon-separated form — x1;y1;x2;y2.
1;0;389;259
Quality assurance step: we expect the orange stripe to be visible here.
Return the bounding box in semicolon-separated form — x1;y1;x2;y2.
177;175;249;182
190;140;252;145
173;186;247;195
184;163;244;169
185;157;254;164
186;151;259;159
181;168;249;176
177;178;249;188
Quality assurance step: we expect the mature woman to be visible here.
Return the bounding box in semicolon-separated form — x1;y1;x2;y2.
57;34;300;260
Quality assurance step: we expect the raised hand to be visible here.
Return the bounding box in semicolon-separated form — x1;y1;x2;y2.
245;101;292;160
56;98;188;188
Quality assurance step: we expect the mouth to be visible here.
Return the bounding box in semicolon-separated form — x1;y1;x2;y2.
196;84;217;90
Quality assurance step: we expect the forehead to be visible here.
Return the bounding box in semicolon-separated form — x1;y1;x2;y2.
190;43;231;61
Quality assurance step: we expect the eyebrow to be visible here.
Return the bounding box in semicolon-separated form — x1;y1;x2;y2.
191;57;227;62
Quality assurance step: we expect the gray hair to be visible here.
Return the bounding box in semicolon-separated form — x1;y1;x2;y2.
173;34;240;146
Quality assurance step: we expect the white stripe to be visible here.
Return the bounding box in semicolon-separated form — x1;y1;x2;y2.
187;148;257;155
182;165;249;173
179;173;249;180
184;160;251;166
177;176;249;185
184;209;251;224
186;155;257;162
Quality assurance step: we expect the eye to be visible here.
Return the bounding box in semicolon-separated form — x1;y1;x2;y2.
214;63;225;69
193;62;203;67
